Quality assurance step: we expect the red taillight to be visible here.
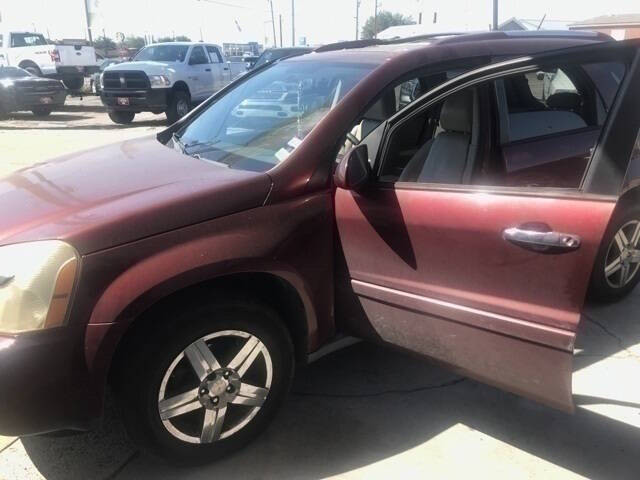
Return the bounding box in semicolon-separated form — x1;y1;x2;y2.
49;50;60;62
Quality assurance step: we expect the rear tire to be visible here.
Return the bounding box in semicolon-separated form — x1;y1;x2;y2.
589;206;640;302
62;77;84;91
166;90;190;124
108;111;135;124
32;106;53;117
114;298;294;465
21;64;42;77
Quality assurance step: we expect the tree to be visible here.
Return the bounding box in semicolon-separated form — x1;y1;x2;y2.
156;35;192;43
94;36;116;50
361;11;414;39
123;36;146;49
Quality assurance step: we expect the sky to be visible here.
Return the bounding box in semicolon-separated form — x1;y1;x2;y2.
1;0;639;46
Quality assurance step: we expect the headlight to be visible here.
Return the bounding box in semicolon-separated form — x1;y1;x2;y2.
0;241;78;334
100;72;104;86
149;75;171;88
0;79;14;88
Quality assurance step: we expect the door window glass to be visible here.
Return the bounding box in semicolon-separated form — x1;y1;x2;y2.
377;61;626;189
189;46;209;65
11;33;47;47
206;46;222;63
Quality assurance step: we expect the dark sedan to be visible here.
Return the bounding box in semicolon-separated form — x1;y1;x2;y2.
0;66;67;117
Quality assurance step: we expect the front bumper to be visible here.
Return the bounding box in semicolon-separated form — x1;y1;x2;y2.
101;88;169;113
1;90;67;113
0;328;94;436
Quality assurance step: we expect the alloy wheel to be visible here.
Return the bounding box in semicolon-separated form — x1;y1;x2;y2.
158;330;272;444
604;220;640;288
176;99;190;118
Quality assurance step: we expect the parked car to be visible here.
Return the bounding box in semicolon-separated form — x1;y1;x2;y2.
99;42;246;125
1;31;639;465
90;58;122;94
251;46;313;70
0;65;67;117
0;31;98;91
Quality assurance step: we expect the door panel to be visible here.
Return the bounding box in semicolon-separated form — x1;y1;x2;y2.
335;186;615;410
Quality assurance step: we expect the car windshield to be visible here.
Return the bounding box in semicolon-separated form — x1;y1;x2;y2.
173;59;375;172
0;67;31;78
133;45;189;62
253;49;308;69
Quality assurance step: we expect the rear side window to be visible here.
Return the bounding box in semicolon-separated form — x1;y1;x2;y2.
206;46;222;63
11;33;47;47
497;62;626;144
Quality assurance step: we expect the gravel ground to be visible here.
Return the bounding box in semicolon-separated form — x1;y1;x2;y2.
1;95;640;479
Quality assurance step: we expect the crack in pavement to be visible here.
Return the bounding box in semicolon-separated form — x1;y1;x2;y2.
583;313;640;361
291;377;467;398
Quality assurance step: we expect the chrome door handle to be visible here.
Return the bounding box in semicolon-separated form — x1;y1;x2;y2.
503;223;581;254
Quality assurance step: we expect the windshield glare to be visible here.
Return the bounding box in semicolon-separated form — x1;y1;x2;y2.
174;60;375;172
0;67;31;79
134;45;189;62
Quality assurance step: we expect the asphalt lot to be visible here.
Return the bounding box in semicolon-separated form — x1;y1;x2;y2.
1;96;640;479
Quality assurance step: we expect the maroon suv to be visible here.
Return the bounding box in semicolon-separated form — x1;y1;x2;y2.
1;32;640;464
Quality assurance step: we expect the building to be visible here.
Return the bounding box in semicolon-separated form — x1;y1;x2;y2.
569;14;640;40
498;17;571;32
222;42;261;58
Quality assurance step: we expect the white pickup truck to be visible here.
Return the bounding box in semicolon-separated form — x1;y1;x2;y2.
0;31;98;91
100;42;247;124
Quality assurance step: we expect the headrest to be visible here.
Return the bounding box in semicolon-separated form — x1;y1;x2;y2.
546;92;582;111
440;89;473;133
364;89;397;122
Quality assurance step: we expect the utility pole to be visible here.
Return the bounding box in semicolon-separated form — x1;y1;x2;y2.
492;0;498;31
291;0;295;46
269;1;277;47
355;0;361;40
279;15;283;47
374;0;378;39
82;0;93;45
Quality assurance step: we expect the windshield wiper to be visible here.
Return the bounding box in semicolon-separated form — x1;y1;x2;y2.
172;132;187;154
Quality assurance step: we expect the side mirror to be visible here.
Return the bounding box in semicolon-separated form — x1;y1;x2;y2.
334;144;371;191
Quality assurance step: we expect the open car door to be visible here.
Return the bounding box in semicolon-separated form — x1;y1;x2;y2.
335;40;640;411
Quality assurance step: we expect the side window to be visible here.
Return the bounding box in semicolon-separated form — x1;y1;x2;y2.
206;46;222;63
377;61;626;190
189;46;209;65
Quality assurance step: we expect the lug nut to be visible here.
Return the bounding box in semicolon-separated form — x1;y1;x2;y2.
223;370;232;379
212;396;219;404
199;387;208;395
226;385;234;393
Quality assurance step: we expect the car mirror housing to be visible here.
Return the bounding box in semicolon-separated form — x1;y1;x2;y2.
334;144;371;192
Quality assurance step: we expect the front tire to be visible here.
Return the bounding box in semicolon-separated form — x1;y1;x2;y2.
166;90;190;124
589;207;640;302
62;76;84;91
115;298;294;465
108;111;135;124
32;106;53;117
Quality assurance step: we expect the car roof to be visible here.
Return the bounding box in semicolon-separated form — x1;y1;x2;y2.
285;30;611;66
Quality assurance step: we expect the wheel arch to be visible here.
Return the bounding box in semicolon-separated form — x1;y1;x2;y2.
171;80;191;99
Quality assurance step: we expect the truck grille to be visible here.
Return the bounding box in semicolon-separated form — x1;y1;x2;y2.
102;71;149;90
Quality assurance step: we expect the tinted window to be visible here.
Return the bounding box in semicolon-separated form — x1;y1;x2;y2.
189;46;209;65
253;49;310;69
133;45;188;62
0;66;31;78
206;46;222;63
11;33;47;47
173;60;375;172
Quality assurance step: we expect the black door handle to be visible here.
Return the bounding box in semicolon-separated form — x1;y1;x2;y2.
205;68;211;72
503;223;581;254
223;67;229;71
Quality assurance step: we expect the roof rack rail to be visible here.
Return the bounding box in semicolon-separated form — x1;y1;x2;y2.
315;32;465;53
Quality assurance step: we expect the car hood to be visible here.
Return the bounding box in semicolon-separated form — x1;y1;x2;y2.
105;61;178;75
0;136;272;254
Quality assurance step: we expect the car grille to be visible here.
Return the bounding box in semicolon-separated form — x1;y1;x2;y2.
102;71;149;90
14;82;62;94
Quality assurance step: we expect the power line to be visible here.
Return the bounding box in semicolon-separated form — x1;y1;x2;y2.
196;0;265;11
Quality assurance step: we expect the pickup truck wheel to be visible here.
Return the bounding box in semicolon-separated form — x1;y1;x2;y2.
62;77;84;91
108;111;135;124
116;299;294;465
22;64;42;77
589;207;640;303
32;106;53;117
166;91;190;124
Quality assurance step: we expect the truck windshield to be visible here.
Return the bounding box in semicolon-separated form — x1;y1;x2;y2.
133;45;189;63
173;60;375;172
0;67;31;78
